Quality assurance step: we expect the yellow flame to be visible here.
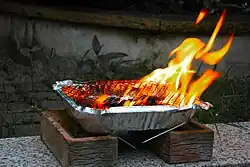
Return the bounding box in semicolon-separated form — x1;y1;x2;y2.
139;9;233;106
195;9;209;24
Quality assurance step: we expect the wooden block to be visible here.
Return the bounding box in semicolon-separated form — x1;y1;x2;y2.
149;120;214;164
40;110;118;167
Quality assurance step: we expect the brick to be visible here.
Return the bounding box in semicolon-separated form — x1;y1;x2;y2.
34;83;52;91
41;100;66;110
31;92;60;101
0;102;37;113
7;92;60;105
32;74;47;83
15;83;51;92
0;84;16;93
0;93;23;102
1;123;40;137
0;71;8;83
2;111;41;126
41;111;118;167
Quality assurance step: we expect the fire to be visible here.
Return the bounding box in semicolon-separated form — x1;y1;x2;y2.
195;9;208;24
62;9;234;110
137;9;233;106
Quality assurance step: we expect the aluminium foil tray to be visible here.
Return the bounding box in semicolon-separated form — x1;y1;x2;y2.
53;80;198;134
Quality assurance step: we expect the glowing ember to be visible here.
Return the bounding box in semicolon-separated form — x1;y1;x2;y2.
61;9;233;110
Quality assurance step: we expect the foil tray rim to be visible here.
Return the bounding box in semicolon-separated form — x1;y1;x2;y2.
53;80;197;115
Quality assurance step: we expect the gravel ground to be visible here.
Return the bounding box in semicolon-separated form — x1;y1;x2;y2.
0;122;249;167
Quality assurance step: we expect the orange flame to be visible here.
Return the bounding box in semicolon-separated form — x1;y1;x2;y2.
93;94;110;109
195;9;209;25
136;9;233;106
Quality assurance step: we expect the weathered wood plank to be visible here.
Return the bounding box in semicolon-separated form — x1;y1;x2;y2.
0;1;250;34
0;1;160;31
149;120;214;164
40;110;118;167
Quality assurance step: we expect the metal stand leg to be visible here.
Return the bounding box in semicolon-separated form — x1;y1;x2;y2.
141;121;187;144
111;121;188;148
111;131;137;150
117;136;137;150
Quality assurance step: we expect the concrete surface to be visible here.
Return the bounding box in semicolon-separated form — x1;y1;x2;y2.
0;122;249;167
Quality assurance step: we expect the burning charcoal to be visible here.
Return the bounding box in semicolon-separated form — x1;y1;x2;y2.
117;83;132;95
152;84;166;98
75;94;87;102
118;100;127;106
132;95;148;106
105;96;130;107
91;94;110;109
147;96;158;105
77;98;96;107
89;85;96;94
95;85;101;94
168;92;180;106
61;86;71;93
66;89;81;98
62;85;79;95
124;87;139;97
103;81;113;94
106;96;122;107
161;92;176;105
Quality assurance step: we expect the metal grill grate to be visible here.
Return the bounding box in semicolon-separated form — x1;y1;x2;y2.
60;80;197;109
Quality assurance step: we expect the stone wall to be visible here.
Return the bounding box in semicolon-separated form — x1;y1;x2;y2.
0;14;250;137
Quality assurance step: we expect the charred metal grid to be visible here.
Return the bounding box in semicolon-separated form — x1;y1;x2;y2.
61;80;194;108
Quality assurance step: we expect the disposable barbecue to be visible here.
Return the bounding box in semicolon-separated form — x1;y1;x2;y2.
60;80;211;110
53;9;233;135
